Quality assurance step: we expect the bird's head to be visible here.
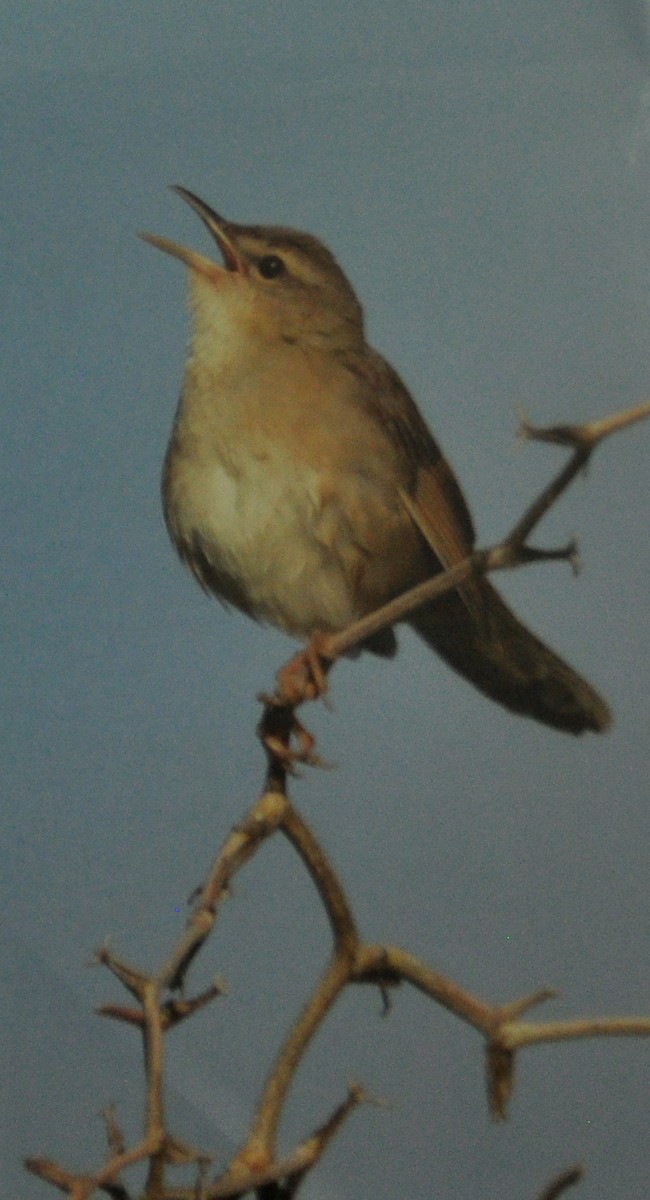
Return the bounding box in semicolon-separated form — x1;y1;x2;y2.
141;187;365;356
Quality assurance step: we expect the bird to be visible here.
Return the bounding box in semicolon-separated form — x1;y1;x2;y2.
141;187;611;735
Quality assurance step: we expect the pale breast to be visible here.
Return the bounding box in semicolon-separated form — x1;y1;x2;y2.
165;444;367;637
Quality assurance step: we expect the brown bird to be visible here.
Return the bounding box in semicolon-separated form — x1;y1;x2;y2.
142;188;610;735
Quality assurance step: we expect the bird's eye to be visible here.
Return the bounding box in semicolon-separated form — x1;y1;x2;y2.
258;255;285;279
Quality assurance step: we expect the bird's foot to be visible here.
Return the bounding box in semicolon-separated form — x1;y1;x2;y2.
257;703;327;771
256;634;337;771
275;633;337;707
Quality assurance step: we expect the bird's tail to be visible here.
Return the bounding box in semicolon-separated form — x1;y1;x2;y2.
409;580;611;734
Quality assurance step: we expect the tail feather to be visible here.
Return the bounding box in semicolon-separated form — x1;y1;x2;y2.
409;581;611;734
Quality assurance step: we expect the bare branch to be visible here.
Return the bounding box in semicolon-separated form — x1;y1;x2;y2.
501;1013;650;1050
280;800;358;950
161;789;288;992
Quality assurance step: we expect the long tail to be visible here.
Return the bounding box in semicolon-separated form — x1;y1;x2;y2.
409;580;611;734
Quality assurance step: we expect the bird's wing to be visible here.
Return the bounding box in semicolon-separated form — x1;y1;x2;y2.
341;347;476;563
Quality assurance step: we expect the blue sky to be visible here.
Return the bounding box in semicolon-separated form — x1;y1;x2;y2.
2;4;650;1198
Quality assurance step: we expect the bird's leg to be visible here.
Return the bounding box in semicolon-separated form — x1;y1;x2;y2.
256;634;338;770
275;632;337;706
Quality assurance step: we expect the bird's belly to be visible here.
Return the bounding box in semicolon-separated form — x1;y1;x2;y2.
167;452;361;638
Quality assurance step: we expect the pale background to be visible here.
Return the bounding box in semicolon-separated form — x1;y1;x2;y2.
2;4;650;1198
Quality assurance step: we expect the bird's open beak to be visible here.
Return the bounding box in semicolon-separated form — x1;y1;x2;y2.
140;186;245;278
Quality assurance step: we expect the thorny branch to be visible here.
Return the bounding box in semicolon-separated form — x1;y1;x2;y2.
26;404;650;1199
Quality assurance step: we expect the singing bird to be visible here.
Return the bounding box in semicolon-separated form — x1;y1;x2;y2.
142;188;610;735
